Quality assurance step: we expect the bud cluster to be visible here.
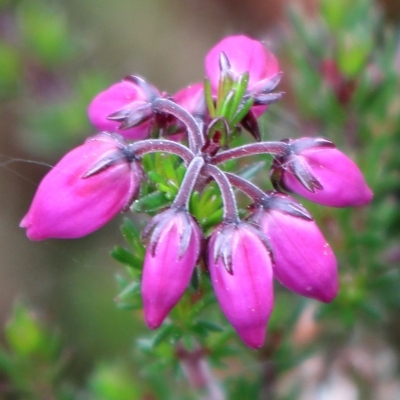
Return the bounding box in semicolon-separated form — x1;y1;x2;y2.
20;35;372;348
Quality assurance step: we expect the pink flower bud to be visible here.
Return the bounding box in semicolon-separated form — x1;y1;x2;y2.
272;138;373;207
20;133;142;240
87;76;159;140
141;209;203;329
253;193;338;303
205;35;279;91
205;35;280;118
173;83;205;116
208;223;273;349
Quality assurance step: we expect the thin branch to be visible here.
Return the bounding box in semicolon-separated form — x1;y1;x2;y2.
212;141;288;165
153;98;204;153
175;343;225;400
173;157;205;209
204;164;239;223
225;172;268;203
129;139;194;165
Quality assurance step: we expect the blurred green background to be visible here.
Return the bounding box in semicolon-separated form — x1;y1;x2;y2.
1;0;400;399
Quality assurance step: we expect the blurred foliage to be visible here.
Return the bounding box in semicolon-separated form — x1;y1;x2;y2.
0;302;69;399
0;303;147;399
0;0;108;155
286;0;400;327
112;0;400;397
2;0;400;398
17;1;77;66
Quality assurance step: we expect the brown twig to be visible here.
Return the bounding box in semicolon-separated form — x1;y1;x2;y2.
175;342;225;400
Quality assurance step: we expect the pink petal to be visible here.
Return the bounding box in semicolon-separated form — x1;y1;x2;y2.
208;224;273;349
173;83;204;114
260;209;338;302
87;80;152;140
283;147;373;207
205;35;279;90
142;212;202;329
20;134;141;240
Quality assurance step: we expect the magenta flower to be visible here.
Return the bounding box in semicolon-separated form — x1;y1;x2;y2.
208;222;273;349
272;138;373;207
87;76;159;140
20;133;142;240
205;35;281;121
173;83;205;116
253;192;338;303
205;35;279;92
141;209;203;329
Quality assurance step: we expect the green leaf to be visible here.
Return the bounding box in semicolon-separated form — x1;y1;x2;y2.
219;90;235;120
115;277;142;310
175;163;187;183
131;191;171;213
120;218;139;246
227;72;249;122
232;97;254;126
111;246;143;270
120;219;145;259
161;156;179;183
147;170;168;186
236;161;266;181
204;78;216;118
216;71;234;116
201;208;223;231
188;292;217;317
193;320;223;333
116;281;141;300
210;345;237;360
152;325;175;348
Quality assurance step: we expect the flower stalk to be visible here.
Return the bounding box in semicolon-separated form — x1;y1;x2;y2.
212;141;289;164
129;139;194;164
203;164;239;224
152;97;205;153
173;156;205;209
175;343;225;400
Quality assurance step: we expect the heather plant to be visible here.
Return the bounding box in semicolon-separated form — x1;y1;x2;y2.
21;33;373;349
4;0;400;398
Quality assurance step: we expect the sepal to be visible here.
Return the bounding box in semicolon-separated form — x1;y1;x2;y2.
270;137;373;207
250;193;339;303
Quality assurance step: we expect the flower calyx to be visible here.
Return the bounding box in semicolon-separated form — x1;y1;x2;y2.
251;191;313;222
82;133;140;179
209;221;271;275
270;137;373;207
142;207;203;260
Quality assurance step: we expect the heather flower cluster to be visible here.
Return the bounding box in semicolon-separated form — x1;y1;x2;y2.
20;35;372;349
